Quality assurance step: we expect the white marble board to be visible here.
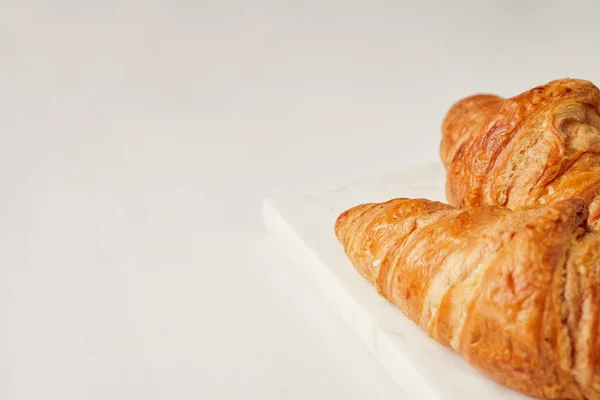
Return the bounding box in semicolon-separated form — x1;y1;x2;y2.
262;163;533;400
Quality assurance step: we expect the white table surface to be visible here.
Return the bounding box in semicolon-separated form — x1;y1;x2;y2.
2;1;600;399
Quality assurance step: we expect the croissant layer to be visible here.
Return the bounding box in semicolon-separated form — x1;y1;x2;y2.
441;78;600;227
335;198;600;399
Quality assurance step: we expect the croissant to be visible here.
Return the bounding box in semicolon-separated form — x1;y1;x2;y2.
441;78;600;227
335;197;600;400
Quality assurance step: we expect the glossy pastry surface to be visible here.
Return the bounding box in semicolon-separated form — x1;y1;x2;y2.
336;198;600;399
441;78;600;227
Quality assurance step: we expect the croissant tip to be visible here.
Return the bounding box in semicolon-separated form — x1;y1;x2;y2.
442;94;504;123
334;209;351;241
335;203;373;243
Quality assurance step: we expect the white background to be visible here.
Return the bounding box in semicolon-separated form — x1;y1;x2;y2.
1;1;599;399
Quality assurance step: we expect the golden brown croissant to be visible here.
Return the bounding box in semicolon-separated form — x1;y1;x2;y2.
441;78;600;227
335;197;600;400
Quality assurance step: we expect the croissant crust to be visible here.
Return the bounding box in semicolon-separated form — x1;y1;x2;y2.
336;198;600;399
441;78;600;227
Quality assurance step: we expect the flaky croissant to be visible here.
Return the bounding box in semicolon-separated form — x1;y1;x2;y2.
441;78;600;227
335;197;600;400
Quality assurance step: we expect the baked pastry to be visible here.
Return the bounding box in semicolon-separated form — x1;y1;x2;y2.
441;78;600;227
335;197;600;399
